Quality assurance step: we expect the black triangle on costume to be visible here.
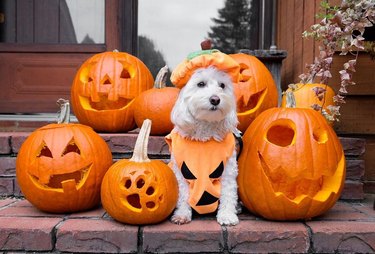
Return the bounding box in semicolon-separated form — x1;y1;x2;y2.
209;161;224;178
196;191;219;206
181;161;197;180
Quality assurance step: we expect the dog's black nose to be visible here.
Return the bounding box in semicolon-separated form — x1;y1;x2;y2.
210;95;220;106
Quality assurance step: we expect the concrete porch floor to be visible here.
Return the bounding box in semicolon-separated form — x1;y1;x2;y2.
0;195;374;253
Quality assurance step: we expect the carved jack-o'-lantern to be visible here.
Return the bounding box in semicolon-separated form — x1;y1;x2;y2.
237;93;346;220
101;120;178;224
230;53;278;132
16;100;113;213
71;50;154;132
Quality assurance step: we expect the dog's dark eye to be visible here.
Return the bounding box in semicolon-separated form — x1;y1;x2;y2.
197;82;205;88
220;83;226;89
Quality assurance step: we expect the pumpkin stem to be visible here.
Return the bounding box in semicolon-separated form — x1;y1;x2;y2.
130;119;152;163
154;65;169;89
56;98;70;124
285;91;296;108
200;39;212;50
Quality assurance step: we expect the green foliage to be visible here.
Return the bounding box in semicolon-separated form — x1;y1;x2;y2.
300;0;375;122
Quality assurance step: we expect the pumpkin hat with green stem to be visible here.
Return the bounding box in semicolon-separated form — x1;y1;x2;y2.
170;40;240;88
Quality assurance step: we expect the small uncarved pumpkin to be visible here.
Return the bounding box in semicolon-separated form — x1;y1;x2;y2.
71;50;154;132
16;99;113;213
281;83;336;125
229;53;278;132
101;119;178;225
133;66;180;135
237;92;345;220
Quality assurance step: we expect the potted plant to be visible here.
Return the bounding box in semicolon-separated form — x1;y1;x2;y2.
290;0;375;122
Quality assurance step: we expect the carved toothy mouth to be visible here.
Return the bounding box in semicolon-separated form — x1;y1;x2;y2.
29;164;92;192
258;152;324;200
79;95;132;111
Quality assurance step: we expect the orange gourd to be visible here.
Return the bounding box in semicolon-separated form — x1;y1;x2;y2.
229;53;278;132
101;119;178;224
16;99;113;213
133;66;180;135
71;50;154;132
237;92;346;220
281;83;336;125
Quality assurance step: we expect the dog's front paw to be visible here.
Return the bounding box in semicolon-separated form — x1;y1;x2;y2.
217;212;239;226
171;214;191;225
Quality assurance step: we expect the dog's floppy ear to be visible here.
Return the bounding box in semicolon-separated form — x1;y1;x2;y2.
170;89;195;129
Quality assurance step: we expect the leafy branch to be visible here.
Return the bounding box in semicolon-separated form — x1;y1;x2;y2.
299;0;375;122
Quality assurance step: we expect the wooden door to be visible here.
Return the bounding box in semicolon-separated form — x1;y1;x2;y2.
0;0;120;113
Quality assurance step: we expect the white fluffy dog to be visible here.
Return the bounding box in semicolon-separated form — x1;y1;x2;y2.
167;66;240;226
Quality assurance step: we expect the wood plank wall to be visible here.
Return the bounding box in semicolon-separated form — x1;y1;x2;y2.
276;0;320;90
276;0;375;193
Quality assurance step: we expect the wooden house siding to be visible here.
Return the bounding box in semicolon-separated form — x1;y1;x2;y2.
276;0;375;192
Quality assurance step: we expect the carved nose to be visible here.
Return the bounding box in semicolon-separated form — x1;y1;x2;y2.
209;95;220;106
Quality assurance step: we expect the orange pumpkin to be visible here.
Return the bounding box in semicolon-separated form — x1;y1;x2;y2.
101;119;178;224
133;66;180;135
237;92;345;220
281;83;336;125
16;99;113;213
229;53;278;132
71;50;154;132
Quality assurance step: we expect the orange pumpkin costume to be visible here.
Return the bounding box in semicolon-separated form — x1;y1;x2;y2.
170;49;240;88
166;131;235;214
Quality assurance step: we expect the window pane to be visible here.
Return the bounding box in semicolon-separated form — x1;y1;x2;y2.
138;0;226;77
65;0;105;44
0;0;104;44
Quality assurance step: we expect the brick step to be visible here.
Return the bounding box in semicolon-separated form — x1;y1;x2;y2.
0;132;366;200
0;196;374;253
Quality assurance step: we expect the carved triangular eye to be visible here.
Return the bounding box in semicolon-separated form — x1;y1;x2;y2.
102;74;112;85
181;162;197;180
37;142;53;158
62;139;80;156
120;68;131;79
209;161;224;178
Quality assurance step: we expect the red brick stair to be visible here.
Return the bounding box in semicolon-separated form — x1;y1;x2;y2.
0;130;373;253
0;132;366;199
0;196;374;253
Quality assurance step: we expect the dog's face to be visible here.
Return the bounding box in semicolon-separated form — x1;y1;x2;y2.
172;67;237;123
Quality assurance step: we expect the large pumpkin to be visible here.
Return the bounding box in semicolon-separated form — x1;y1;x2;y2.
71;50;154;132
101;119;178;224
281;83;336;124
237;93;345;220
16;100;113;213
230;53;278;132
133;66;180;135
